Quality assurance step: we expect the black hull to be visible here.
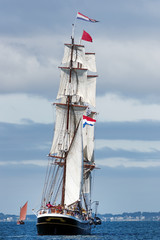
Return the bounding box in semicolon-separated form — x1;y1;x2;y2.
17;220;25;225
37;214;91;235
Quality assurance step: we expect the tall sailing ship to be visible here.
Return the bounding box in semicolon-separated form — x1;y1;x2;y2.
36;22;101;235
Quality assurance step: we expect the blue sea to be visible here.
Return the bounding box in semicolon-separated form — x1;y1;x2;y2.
0;221;160;240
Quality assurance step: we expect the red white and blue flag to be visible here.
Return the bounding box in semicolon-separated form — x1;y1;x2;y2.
77;12;99;23
83;115;96;128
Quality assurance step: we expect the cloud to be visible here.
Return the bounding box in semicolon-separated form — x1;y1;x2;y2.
96;38;160;101
0;94;54;124
95;139;160;168
0;36;61;98
95;139;160;153
97;94;160;122
96;120;160;140
97;157;160;168
0;122;53;161
0;160;47;167
1;121;160;169
1;5;160;104
1;93;160;125
1;13;160;104
1;35;160;103
0;0;74;36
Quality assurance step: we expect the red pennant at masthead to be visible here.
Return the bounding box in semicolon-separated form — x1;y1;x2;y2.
81;30;93;42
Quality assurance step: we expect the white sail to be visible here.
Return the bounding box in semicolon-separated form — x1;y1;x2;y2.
82;112;96;209
83;112;96;162
85;75;97;107
57;69;96;107
64;122;83;206
83;171;91;207
62;44;85;67
50;104;86;156
62;46;97;73
83;172;91;193
85;53;97;72
49;104;68;156
57;68;87;99
83;128;94;162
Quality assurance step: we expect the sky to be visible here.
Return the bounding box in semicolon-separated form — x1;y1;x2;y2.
1;0;160;215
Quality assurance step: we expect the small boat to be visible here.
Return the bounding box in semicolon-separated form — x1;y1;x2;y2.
35;13;101;235
17;201;28;225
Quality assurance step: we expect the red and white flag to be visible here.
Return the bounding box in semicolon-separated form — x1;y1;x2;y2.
81;30;93;42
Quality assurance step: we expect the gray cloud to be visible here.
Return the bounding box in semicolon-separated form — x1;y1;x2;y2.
1;120;160;163
95;147;160;161
0;0;160;102
96;120;160;140
1;0;160;37
0;122;53;161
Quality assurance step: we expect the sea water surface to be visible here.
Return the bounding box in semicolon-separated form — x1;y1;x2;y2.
0;221;160;240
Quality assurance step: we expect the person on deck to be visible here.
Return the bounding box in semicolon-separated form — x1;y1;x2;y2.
57;204;62;213
46;202;54;208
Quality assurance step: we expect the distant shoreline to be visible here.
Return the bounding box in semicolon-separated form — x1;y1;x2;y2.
99;211;160;222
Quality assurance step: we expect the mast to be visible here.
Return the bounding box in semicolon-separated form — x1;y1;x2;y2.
61;27;75;206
